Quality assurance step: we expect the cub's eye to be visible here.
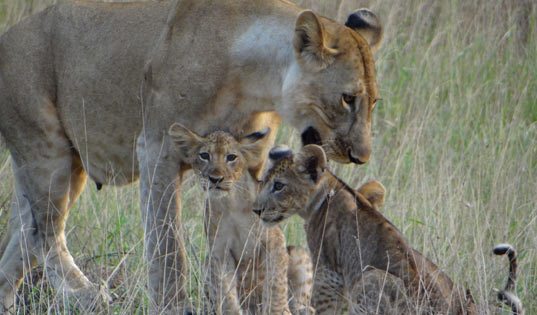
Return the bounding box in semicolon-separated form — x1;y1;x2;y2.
342;94;356;105
199;152;210;161
272;181;285;192
226;154;238;162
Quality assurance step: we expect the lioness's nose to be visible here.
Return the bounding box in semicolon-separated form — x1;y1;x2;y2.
209;176;223;184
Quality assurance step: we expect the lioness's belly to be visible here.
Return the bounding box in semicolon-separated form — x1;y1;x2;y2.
67;121;142;186
58;58;147;186
52;1;169;185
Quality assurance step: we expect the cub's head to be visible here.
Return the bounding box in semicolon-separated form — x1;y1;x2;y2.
253;145;327;225
168;123;270;198
283;9;382;164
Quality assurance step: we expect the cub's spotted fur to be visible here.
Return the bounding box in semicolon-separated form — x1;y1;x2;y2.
169;124;314;314
254;145;524;314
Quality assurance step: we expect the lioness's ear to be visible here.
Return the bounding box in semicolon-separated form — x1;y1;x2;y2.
168;123;204;159
357;180;386;209
240;127;271;168
294;11;338;71
345;9;383;54
296;144;327;184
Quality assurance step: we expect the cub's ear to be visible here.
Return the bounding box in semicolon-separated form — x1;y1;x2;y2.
296;144;327;184
294;11;338;71
269;145;293;162
240;127;271;168
168;122;203;145
345;9;383;54
168;122;204;160
357;180;386;209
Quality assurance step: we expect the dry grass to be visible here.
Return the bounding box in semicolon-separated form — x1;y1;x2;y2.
1;0;536;313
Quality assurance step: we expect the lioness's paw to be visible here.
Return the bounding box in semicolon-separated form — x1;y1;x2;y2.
151;300;197;315
59;282;112;312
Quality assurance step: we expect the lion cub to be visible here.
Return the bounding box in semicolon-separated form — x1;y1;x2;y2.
253;144;480;314
168;123;314;315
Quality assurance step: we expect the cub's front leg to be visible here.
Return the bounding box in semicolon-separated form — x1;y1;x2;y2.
261;230;292;314
311;267;345;315
348;267;409;315
287;246;315;315
205;245;243;315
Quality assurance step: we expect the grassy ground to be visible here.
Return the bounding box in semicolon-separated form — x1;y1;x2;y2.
1;0;536;313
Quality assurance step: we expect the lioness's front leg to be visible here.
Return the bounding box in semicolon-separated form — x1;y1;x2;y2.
0;105;108;312
137;134;190;313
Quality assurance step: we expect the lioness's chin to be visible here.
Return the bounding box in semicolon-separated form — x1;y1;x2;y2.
327;152;352;164
207;188;230;199
301;126;351;164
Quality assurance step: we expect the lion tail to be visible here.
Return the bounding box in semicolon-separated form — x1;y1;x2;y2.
493;244;524;314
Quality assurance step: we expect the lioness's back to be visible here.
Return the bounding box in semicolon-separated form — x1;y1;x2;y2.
0;0;300;185
0;1;172;184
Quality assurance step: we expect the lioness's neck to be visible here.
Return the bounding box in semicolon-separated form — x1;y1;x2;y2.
229;5;300;113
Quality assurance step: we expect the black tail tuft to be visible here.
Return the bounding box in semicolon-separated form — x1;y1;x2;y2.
493;244;524;315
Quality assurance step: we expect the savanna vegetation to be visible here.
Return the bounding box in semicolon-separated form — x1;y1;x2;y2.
0;0;535;313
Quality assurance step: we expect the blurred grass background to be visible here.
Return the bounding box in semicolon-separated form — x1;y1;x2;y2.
0;0;536;313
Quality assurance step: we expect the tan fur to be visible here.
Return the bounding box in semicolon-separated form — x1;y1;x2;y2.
356;180;386;209
0;0;382;311
254;145;478;315
168;125;314;315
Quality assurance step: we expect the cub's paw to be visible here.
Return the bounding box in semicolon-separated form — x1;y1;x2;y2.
295;305;315;315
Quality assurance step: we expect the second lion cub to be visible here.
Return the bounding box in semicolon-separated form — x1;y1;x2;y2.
253;144;479;314
168;123;314;315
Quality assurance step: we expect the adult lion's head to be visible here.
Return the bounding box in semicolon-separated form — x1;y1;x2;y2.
283;9;382;164
144;3;382;165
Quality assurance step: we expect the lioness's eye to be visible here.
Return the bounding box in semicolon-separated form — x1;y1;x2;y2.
342;94;356;105
273;181;285;192
226;154;237;162
199;152;210;161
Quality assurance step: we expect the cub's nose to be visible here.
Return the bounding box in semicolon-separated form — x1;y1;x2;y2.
209;176;224;184
253;208;263;216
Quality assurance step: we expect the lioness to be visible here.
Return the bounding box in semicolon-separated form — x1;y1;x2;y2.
168;123;314;315
0;0;382;311
253;145;523;314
